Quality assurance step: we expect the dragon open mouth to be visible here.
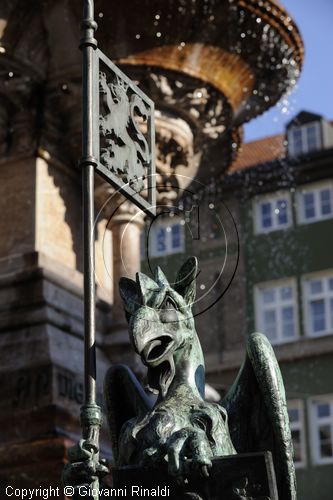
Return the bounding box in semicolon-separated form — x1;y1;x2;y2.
143;335;174;364
147;357;175;398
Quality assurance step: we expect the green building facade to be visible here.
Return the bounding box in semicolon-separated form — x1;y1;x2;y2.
142;111;333;499
240;111;333;499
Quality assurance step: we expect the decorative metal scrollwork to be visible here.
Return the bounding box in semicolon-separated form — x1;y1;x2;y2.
92;49;155;216
99;71;150;193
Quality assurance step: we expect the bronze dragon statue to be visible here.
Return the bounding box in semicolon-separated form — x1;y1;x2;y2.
64;257;296;500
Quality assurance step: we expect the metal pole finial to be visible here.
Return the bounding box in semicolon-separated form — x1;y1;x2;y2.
80;0;98;49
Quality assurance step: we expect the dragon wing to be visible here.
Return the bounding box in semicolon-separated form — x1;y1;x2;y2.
222;332;296;500
104;364;153;464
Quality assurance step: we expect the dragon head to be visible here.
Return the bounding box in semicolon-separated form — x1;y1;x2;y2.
119;257;203;398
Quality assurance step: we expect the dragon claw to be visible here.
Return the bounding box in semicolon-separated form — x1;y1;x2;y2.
200;465;210;478
62;439;109;488
164;427;213;482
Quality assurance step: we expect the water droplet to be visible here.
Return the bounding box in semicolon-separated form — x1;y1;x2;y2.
135;34;141;39
8;72;13;77
200;284;206;290
98;12;104;18
0;47;5;54
256;17;262;23
156;32;162;38
209;203;215;209
155;14;160;20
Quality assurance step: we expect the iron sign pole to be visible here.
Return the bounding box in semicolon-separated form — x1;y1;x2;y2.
79;0;101;497
72;2;156;494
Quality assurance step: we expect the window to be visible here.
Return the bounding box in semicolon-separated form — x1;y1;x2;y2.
254;193;291;234
288;122;321;157
255;280;298;344
149;219;185;257
287;401;306;468
297;181;333;224
310;397;333;464
303;272;333;337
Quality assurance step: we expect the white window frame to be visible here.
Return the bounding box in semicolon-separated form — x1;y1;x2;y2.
254;278;299;345
296;180;333;225
288;121;322;157
254;191;292;235
287;399;306;469
309;395;333;465
149;218;185;258
302;270;333;338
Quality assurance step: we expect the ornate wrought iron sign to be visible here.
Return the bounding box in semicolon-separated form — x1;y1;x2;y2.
92;49;156;216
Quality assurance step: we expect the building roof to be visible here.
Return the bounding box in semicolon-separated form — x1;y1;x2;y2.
229;133;286;173
229;113;333;173
286;111;323;128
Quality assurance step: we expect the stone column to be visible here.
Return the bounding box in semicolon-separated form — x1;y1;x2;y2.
95;185;145;370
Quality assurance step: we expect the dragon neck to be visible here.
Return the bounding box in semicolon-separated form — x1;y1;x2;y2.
167;331;205;400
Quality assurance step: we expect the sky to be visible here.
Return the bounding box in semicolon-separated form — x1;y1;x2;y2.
244;0;333;142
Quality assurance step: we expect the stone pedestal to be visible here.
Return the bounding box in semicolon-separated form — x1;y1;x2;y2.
0;154;112;492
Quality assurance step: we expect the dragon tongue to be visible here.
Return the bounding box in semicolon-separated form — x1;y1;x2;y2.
159;362;168;389
160;356;175;398
146;356;175;397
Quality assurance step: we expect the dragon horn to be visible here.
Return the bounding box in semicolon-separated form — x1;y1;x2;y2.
174;256;199;305
154;267;169;288
136;272;160;305
119;277;140;314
